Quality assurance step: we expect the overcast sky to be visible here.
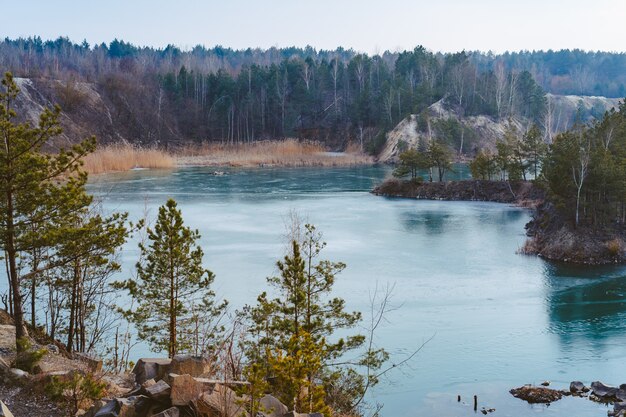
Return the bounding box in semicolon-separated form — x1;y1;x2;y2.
4;0;626;53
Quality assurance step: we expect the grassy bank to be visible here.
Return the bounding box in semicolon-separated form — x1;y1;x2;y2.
175;139;373;167
83;140;373;174
83;143;175;174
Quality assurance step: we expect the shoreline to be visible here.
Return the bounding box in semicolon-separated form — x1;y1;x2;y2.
82;140;375;175
372;178;626;266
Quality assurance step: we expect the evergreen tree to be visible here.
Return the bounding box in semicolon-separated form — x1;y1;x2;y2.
0;72;104;351
121;198;227;358
393;148;428;180
428;141;453;182
522;124;548;179
246;224;384;416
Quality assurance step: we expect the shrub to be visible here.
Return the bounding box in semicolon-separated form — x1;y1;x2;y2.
45;372;107;416
606;238;623;257
13;337;46;373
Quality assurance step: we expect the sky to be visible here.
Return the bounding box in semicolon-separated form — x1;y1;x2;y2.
3;0;626;54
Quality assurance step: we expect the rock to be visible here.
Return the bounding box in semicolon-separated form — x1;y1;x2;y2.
541;381;550;386
169;374;213;406
282;413;323;417
142;378;157;389
151;407;179;417
615;402;626;417
591;381;618;399
0;400;15;417
195;384;248;417
0;356;9;371
47;344;60;354
258;394;288;417
510;386;563;404
144;380;171;401
9;368;28;379
118;395;151;417
81;400;108;417
75;352;103;372
169;355;212;377
570;381;588;393
93;400;118;417
132;358;172;384
618;389;626;402
93;396;150;417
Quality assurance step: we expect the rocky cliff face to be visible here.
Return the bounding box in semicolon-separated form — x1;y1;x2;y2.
377;94;621;163
12;78;126;148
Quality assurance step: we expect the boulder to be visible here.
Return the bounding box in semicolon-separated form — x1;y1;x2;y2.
169;374;213;406
618;389;626;402
118;396;151;417
615;402;626;417
93;396;150;417
258;395;287;417
510;386;563;404
0;400;15;417
144;380;171;402
142;378;157;389
81;400;108;417
569;381;588;393
75;352;103;373
151;408;179;417
169;355;212;377
93;400;118;417
591;381;618;399
195;384;248;417
132;358;172;384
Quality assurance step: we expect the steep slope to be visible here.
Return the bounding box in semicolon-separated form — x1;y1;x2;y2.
378;94;621;163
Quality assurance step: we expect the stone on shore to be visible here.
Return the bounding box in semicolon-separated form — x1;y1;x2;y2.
195;384;248;417
510;385;563;404
570;381;588;394
169;355;212;377
151;407;180;417
169;374;214;406
132;358;172;384
144;379;171;401
258;394;288;417
591;381;619;399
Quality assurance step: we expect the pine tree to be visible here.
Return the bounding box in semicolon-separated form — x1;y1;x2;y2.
246;223;369;416
122;198;226;358
0;72;103;351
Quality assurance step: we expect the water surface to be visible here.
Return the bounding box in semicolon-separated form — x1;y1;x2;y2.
33;167;626;416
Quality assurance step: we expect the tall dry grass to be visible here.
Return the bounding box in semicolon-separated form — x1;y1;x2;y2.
83;143;175;174
176;139;373;167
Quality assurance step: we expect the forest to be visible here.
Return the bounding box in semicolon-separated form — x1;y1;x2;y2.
3;37;610;152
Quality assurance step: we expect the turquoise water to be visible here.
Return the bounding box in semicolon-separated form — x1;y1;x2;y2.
11;166;626;416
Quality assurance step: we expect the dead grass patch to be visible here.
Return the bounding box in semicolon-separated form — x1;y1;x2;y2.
175;139;373;167
83;143;175;174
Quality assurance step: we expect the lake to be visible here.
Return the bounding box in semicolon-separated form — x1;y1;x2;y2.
14;166;626;416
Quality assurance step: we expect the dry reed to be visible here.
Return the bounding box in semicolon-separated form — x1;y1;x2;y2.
83;143;175;174
175;139;373;167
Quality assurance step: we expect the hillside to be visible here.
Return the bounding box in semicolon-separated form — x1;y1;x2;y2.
377;94;621;163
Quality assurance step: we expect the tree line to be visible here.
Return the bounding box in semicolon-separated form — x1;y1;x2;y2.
0;72;415;416
1;37;549;152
